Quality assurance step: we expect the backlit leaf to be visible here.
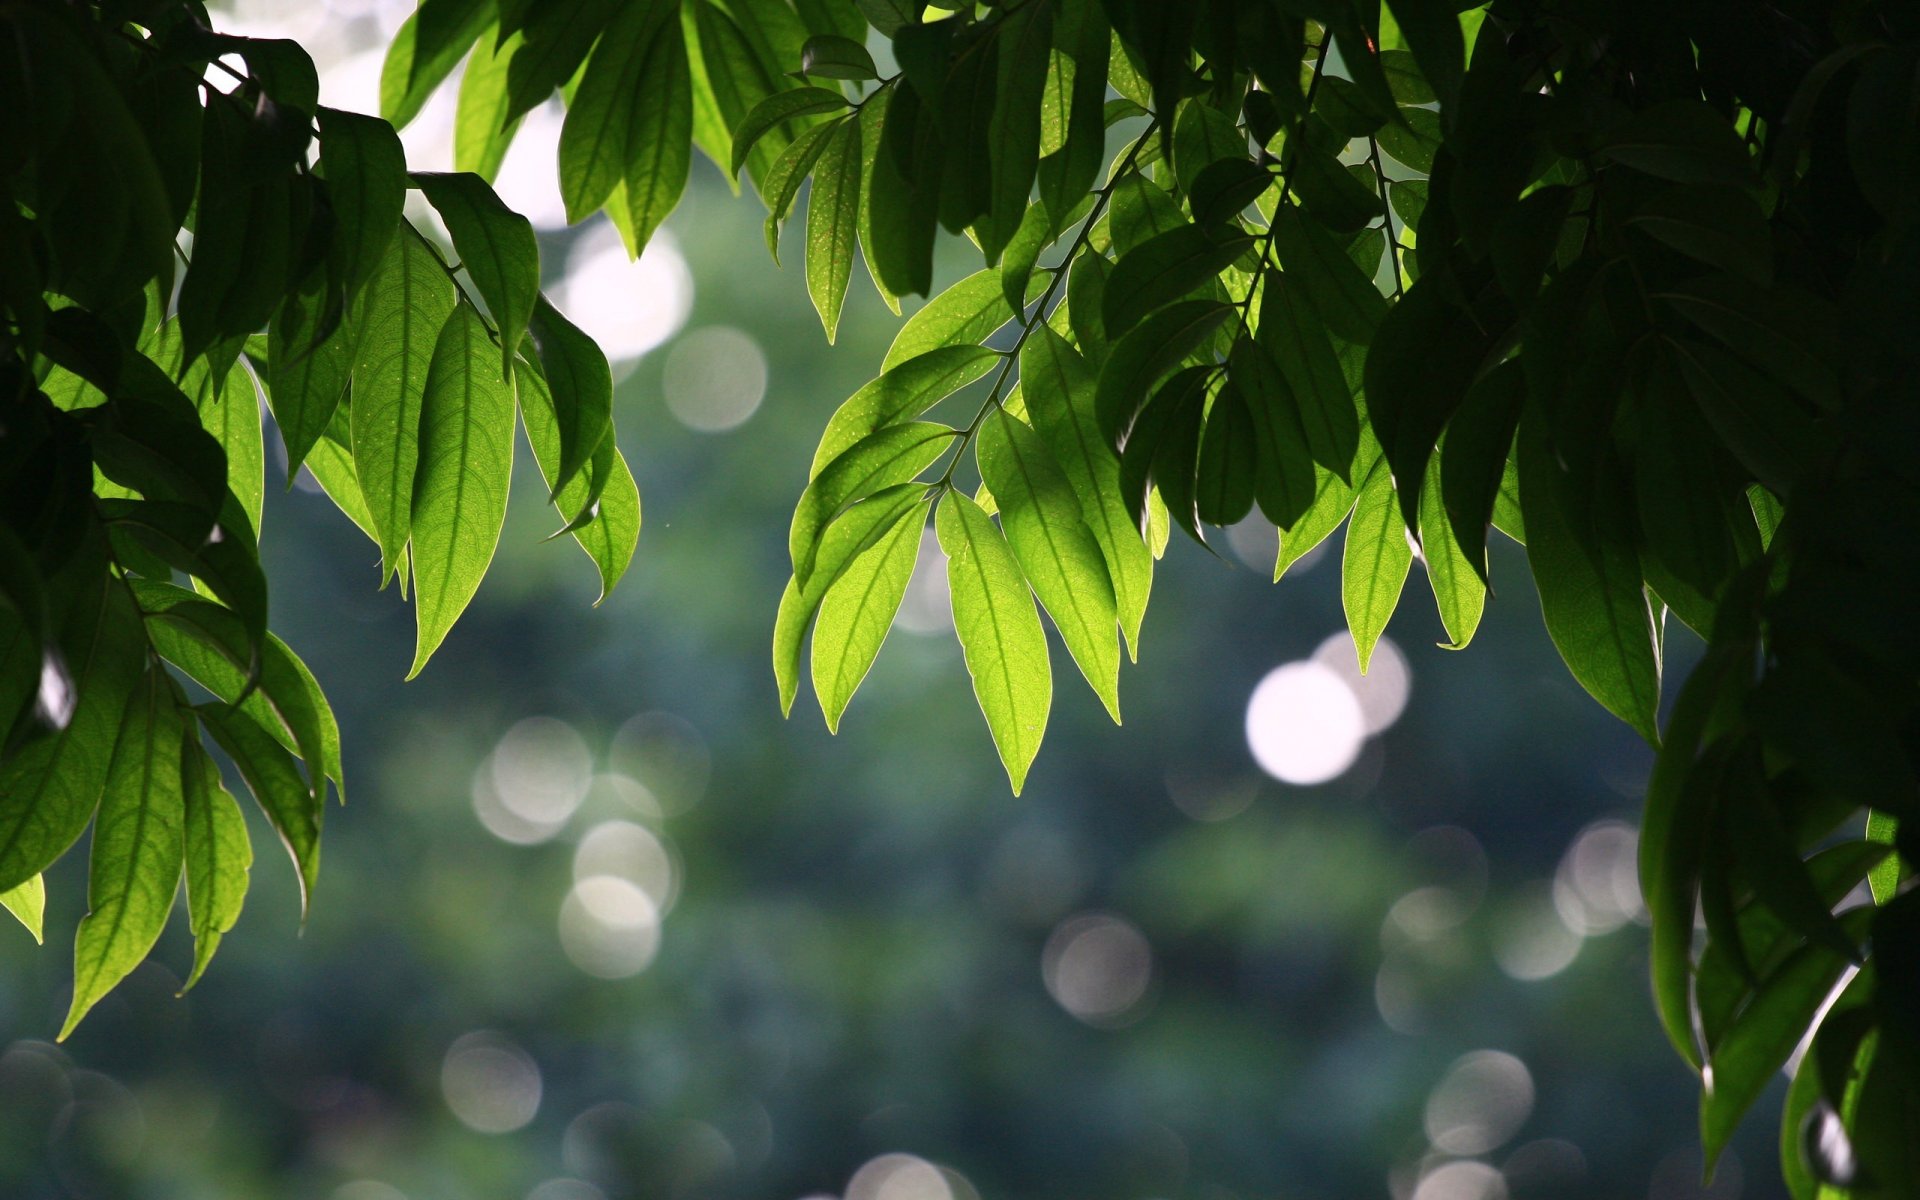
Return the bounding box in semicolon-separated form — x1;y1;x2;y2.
1341;452;1412;672
812;496;927;731
806;116;863;342
180;730;252;990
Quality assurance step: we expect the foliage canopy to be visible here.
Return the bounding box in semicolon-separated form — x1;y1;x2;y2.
1;0;1917;1190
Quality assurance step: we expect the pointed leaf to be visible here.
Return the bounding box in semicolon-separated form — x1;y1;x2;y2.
937;492;1052;794
318;108;409;303
180;730;252;990
525;295;614;498
1341;452;1412;672
882;268;1018;371
1419;444;1486;648
792;422;956;584
806;116;863;342
1103;225;1254;336
732;87;850;180
812;497;927;730
516;353;641;602
412;172;540;379
977;408;1120;721
198;704;321;917
0;874;44;943
811;345;1000;476
350;230;458;581
408;304;516;678
60;669;185;1040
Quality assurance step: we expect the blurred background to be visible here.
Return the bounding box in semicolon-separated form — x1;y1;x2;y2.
1;3;1780;1198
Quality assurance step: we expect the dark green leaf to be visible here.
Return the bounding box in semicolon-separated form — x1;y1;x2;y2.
1594;100;1756;187
1270;203;1388;344
515;353;642;603
1103;225;1254;336
1095;299;1233;444
318;108;409;303
525;294;614;499
1257;270;1360;480
801;34;877;80
198;704;322;918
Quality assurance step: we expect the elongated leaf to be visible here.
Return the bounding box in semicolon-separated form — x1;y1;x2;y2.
525;295;614;498
133;579;344;803
559;0;684;226
774;484;929;714
198;704;322;917
351;230;458;582
1022;326;1153;660
516;354;641;602
811;345;1000;476
977;409;1120;721
761;119;841;262
982;0;1052;262
1518;421;1662;742
413;172;540;379
937;492;1052;794
306;430;380;544
1094;299;1233;444
1228;338;1316;529
1276;465;1360;582
60;669;185;1040
1594;100;1755;187
455;24;524;183
408;304;516;678
1341;452;1412;672
619;15;694;257
381;1;491;131
792;422;956;584
1103;226;1254;336
318;108;408;303
1;874;44;943
732;86;849;180
812;497;928;731
1270;203;1387;344
1418;445;1486;648
1702;920;1868;1168
882;269;1018;371
1439;360;1523;584
266;275;352;475
180;730;252;990
801;34;877;80
854;81;904;312
806;116;863;342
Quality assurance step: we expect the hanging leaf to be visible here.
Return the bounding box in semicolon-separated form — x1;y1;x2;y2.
197;704;322;917
59;669;185;1040
882;268;1020;371
454;23;524;184
976;408;1120;721
349;229;458;583
0;874;45;943
180;729;253;990
524;295;614;499
1341;453;1412;672
1103;225;1255;336
317;108;409;303
1418;444;1486;648
806;117;863;342
407;304;516;678
515;353;641;603
791;423;956;584
811;497;928;731
811;345;1000;476
412;172;540;379
937;492;1052;795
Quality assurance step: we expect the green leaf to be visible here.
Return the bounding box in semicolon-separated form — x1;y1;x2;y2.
761;119;841;262
1227;338;1316;529
266;275;352;476
454;23;524;183
1107;171;1186;256
977;408;1120;721
811;345;1000;476
560;0;690;232
0;566;145;895
1257;271;1359;480
1594;100;1755;187
318;108;409;303
853;83;905;312
1022;326;1153;661
180;730;252;990
412;172;540;379
1518;420;1662;743
998;201;1058;315
792;423;956;585
1628;185;1773;283
937;492;1052;794
381;1;492;130
1276;464;1362;583
801;34;878;80
1418;445;1486;648
306;429;380;544
1103;225;1254;336
982;0;1053;263
198;704;322;918
1094;299;1233;444
882;268;1019;371
1867;810;1904;906
1190;157;1273;226
1;874;44;943
100;499;269;650
407;304;516;679
350;229;459;583
524;295;614;499
691;0;791;191
1066;248;1111;361
811;496;928;731
732;87;850;180
1196;384;1259;527
1438;360;1524;584
516;353;642;603
1269;203;1388;345
59;668;185;1040
1341;452;1412;672
132;579;344;804
774;484;929;715
1701;920;1868;1169
806;116;863;342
